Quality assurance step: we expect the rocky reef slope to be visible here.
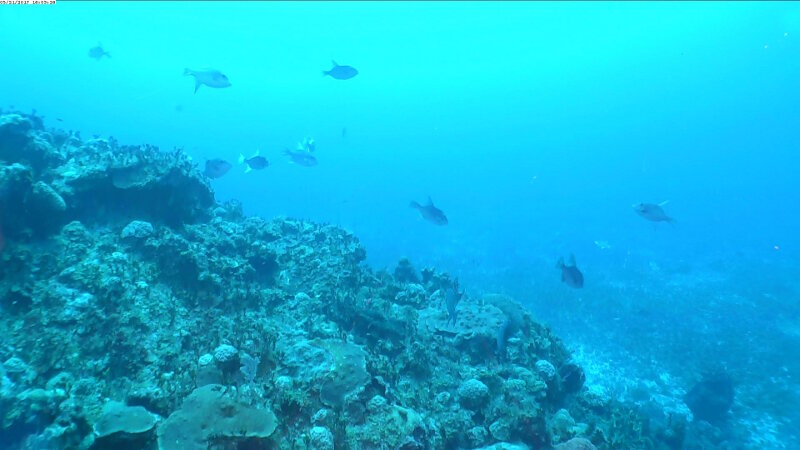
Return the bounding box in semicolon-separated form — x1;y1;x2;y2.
0;111;679;450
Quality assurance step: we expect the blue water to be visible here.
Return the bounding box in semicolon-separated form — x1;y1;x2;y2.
3;2;800;447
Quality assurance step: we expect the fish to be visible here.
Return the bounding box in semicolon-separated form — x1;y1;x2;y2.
496;316;520;358
557;254;584;288
445;278;463;326
88;43;110;60
684;372;734;423
203;159;232;179
238;151;269;173
298;137;316;153
410;197;448;226
634;201;675;224
283;148;318;167
594;240;611;250
184;68;231;94
323;60;358;80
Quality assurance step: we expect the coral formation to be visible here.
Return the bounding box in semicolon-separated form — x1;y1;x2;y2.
0;110;668;450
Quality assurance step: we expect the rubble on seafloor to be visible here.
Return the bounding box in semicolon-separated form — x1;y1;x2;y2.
0;110;681;449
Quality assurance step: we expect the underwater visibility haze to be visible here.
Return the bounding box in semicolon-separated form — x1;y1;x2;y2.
1;2;799;449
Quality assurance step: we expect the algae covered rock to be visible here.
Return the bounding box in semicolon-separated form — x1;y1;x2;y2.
121;220;155;241
317;340;370;409
93;401;159;448
458;378;490;410
156;384;276;450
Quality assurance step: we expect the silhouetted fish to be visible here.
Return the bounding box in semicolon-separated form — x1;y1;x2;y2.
238;151;269;173
203;159;232;179
410;197;448;225
88;43;110;60
284;148;318;167
684;372;734;423
634;201;675;224
445;278;463;326
557;254;584;288
184;68;231;94
323;60;358;80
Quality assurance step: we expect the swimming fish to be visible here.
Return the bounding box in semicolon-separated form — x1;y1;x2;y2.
203;159;232;179
88;43;110;60
410;197;448;226
323;60;358;80
298;137;316;153
634;201;675;224
238;151;269;173
283;148;318;167
184;68;231;94
594;240;611;250
445;278;463;326
557;254;584;289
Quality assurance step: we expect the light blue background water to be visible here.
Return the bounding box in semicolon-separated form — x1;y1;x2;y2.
3;2;798;279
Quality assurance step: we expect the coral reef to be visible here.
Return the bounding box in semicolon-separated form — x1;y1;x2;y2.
0;111;667;449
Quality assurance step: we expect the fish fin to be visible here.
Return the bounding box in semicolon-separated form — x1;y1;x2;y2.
104;51;111;58
659;200;670;207
568;254;577;267
253;148;260;158
183;68;191;76
409;201;421;210
238;153;245;165
193;79;201;94
426;196;434;206
244;166;252;174
331;60;339;67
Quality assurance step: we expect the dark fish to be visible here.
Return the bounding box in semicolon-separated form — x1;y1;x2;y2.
284;148;318;167
557;254;584;288
684;372;734;423
323;60;358;80
88;43;110;60
445;278;463;326
203;159;232;179
496;316;520;358
238;151;269;173
634;201;675;223
410;197;448;225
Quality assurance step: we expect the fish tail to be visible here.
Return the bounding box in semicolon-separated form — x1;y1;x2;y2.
409;201;421;210
556;257;565;269
183;68;191;76
238;153;245;165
